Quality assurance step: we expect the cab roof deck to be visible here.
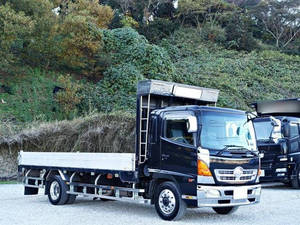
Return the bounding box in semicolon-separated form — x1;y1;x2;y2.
137;80;219;107
252;98;300;117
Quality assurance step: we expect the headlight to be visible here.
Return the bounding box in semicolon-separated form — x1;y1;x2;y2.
205;189;220;198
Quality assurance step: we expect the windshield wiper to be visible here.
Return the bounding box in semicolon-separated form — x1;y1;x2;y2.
217;145;258;157
257;138;271;142
217;145;244;156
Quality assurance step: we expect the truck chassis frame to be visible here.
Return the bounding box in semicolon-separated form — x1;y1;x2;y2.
22;168;151;205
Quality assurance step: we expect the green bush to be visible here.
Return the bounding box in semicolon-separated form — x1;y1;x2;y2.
224;13;258;51
0;69;65;122
101;28;175;80
80;64;144;113
121;15;139;28
138;18;179;43
79;27;177;114
108;9;123;29
200;22;226;44
102;28;147;52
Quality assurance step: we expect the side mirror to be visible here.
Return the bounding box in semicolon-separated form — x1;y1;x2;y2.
269;116;282;143
187;116;198;133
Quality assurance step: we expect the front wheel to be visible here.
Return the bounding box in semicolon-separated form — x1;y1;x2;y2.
154;181;186;221
213;206;238;215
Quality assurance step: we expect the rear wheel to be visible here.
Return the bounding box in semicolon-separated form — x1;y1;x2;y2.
48;175;69;205
291;166;300;189
213;206;238;215
154;181;186;221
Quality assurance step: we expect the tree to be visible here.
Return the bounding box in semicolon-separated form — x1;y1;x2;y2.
8;0;60;69
0;3;35;71
225;0;261;8
116;0;134;13
126;0;176;23
56;74;83;118
251;0;300;49
56;0;114;75
1;0;114;76
225;11;258;51
176;0;236;27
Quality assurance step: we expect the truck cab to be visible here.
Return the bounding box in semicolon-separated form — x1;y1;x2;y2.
253;99;300;188
145;106;260;211
136;80;260;219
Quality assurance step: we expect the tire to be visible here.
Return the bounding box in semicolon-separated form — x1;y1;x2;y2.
213;206;238;215
291;166;300;189
154;181;187;221
283;181;292;187
66;194;77;204
47;175;69;205
100;198;113;201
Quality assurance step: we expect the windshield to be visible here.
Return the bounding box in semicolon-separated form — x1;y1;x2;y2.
253;120;273;141
200;111;257;151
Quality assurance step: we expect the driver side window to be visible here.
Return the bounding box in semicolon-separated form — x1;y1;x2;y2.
165;118;194;145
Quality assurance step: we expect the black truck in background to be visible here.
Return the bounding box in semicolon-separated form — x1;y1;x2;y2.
253;99;300;188
19;80;261;221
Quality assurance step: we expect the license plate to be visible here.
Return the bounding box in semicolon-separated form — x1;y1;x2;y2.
260;170;265;177
233;188;248;200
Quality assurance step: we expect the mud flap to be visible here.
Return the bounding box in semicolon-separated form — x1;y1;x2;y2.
25;186;39;195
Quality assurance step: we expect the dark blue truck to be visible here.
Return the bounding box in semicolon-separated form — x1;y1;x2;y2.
253;99;300;188
19;80;261;220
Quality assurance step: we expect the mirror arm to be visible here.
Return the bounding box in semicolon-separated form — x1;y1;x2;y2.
269;126;275;141
246;111;257;122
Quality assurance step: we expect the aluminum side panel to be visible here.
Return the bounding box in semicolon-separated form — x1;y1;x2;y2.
18;152;135;171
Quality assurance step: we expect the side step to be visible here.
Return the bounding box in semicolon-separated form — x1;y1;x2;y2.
67;182;151;204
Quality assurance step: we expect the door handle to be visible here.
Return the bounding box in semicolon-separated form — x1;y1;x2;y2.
161;154;170;160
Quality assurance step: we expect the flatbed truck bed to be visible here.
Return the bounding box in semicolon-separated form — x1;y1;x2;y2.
19;152;136;172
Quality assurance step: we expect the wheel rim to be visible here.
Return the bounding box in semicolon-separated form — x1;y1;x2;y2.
158;189;176;215
50;181;60;201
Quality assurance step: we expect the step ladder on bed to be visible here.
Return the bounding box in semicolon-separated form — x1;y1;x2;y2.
139;94;151;164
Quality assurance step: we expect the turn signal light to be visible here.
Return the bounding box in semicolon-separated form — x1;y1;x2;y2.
258;169;261;176
198;160;212;176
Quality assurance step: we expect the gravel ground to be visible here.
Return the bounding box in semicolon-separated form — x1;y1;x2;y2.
0;184;300;225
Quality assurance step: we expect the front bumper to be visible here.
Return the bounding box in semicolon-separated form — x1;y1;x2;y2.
197;184;261;207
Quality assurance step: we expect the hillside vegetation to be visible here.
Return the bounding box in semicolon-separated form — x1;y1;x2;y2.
0;0;299;153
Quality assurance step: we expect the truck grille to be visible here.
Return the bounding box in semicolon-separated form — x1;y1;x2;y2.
214;168;257;184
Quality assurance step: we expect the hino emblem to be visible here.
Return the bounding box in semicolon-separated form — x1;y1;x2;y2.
233;167;244;179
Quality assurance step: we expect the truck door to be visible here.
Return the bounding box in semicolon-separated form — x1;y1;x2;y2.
160;112;197;175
